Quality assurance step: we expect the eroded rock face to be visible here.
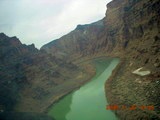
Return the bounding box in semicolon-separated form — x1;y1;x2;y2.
104;0;160;119
0;33;39;111
42;0;160;62
0;33;93;113
105;0;160;51
41;19;107;59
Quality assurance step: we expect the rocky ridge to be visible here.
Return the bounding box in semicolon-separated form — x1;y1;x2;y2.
0;33;95;119
41;19;107;60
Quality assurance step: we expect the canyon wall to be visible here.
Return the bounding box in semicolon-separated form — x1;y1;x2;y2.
105;0;160;119
42;0;159;64
105;0;160;64
41;19;108;60
0;33;94;119
42;0;160;119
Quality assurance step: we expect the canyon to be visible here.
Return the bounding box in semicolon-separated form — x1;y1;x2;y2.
0;0;160;119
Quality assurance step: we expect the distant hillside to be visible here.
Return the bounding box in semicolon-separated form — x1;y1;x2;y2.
41;19;107;60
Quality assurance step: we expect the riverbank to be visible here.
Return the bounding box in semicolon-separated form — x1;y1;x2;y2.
105;57;160;119
13;58;96;114
105;58;125;119
47;57;119;120
44;56;110;113
43;59;96;114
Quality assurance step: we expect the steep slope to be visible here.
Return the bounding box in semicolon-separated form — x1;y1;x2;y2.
104;0;160;119
0;33;39;111
41;19;107;60
0;33;54;119
0;33;95;116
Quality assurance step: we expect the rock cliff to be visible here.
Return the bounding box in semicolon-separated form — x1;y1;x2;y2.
0;33;95;119
104;0;160;119
41;19;107;60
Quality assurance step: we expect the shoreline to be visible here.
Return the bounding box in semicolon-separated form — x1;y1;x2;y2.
105;57;125;119
44;56;122;119
44;56;113;115
43;59;97;114
44;72;96;114
105;55;160;119
48;58;119;118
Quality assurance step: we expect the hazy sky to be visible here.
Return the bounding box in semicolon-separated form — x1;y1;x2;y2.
0;0;111;49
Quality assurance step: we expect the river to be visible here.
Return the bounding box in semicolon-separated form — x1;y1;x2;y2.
48;57;119;120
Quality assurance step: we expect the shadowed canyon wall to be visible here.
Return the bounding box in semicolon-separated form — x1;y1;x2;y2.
0;33;94;116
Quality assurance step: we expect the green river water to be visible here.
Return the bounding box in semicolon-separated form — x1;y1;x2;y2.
48;58;119;120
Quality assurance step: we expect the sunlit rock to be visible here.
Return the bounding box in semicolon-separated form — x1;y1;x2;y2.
132;67;151;76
